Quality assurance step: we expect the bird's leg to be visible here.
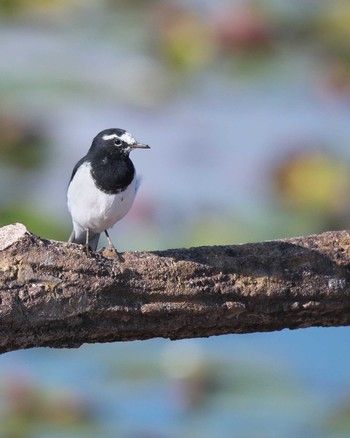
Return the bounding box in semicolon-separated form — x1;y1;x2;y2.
102;230;121;261
85;228;90;256
104;229;117;252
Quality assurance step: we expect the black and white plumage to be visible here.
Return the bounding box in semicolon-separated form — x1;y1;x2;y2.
67;128;150;252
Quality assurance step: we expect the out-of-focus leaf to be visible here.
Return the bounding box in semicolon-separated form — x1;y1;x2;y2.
272;150;350;217
0;378;100;437
0;116;47;170
153;4;214;72
0;205;69;241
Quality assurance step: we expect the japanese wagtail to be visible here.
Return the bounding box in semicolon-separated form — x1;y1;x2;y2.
67;128;150;254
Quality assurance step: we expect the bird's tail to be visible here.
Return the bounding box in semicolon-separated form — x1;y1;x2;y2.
68;229;100;251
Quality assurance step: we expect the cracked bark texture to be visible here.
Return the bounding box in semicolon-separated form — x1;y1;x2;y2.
0;223;350;354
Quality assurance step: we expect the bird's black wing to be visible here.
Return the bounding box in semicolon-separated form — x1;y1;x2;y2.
69;156;88;184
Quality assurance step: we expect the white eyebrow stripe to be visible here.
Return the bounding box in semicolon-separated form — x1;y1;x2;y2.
102;133;118;141
120;132;136;145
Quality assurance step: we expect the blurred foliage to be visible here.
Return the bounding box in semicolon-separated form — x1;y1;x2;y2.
154;4;214;72
0;116;47;170
0;379;99;437
107;0;159;9
0;0;69;16
272;149;350;230
318;55;350;100
0;205;69;241
184;213;254;246
324;395;350;435
315;2;350;50
2;0;350;94
107;341;304;415
214;3;274;54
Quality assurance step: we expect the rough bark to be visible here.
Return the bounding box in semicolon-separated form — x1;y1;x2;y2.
0;223;350;354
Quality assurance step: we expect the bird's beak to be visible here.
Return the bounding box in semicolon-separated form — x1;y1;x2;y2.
132;142;150;149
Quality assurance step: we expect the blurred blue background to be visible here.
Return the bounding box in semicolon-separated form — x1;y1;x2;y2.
1;0;350;436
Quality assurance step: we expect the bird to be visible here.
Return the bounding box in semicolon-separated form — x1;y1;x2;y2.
67;128;150;254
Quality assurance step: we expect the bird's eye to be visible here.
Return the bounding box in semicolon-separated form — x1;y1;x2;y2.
114;139;122;146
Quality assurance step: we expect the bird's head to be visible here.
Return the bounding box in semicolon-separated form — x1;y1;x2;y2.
92;128;150;156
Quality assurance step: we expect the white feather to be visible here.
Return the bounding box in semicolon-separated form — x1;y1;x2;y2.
67;162;137;236
120;132;136;145
102;133;118;141
102;131;136;145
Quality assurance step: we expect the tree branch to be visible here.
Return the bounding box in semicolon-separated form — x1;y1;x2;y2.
0;223;350;353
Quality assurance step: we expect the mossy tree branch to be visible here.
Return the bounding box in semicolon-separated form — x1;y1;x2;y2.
0;223;350;354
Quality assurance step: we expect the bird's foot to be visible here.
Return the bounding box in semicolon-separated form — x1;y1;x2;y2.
101;245;122;260
102;230;122;260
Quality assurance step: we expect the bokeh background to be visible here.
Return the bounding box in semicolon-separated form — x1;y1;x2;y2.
1;0;350;436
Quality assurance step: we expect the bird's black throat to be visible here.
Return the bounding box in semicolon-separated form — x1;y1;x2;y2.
89;148;135;195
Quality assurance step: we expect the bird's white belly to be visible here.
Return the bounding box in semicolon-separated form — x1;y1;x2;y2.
67;162;137;233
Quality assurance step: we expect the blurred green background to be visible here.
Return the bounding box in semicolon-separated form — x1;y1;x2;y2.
2;0;350;436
